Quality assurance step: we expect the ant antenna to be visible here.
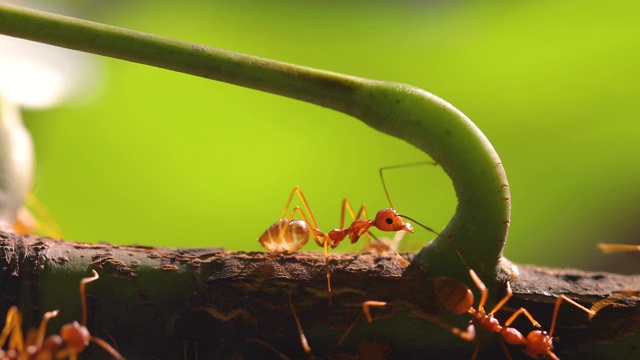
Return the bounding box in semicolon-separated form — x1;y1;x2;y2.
287;294;313;356
398;214;483;271
379;161;438;208
397;214;440;237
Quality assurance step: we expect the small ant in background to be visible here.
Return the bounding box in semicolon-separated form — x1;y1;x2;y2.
0;269;124;359
258;161;443;298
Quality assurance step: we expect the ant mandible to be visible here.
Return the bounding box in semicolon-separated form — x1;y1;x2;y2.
258;162;440;299
0;269;124;360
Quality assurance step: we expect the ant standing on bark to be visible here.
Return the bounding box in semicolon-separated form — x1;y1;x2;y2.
258;162;441;300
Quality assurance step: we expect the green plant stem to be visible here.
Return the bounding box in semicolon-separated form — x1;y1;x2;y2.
0;3;510;281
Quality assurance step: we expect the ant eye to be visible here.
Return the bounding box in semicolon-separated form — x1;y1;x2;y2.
385;218;393;224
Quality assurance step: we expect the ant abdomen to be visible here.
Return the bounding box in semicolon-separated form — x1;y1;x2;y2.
258;219;310;253
433;277;474;315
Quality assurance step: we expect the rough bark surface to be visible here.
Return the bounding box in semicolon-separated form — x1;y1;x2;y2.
0;231;638;359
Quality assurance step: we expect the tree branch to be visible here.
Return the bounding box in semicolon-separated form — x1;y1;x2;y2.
1;233;638;359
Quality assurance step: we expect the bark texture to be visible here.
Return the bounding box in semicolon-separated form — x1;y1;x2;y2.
0;231;638;359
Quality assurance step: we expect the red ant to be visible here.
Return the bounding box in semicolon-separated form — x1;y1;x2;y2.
0;269;124;360
428;237;596;360
258;162;441;298
257;186;413;298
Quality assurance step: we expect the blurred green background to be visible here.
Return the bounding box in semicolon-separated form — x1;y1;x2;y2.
17;0;640;273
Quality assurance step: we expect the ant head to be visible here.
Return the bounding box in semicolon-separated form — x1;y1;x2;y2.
42;335;63;354
374;209;414;233
60;321;90;353
523;330;553;359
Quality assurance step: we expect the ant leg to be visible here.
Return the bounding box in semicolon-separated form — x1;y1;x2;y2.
286;207;325;248
324;240;332;298
290;205;332;299
80;270;100;326
0;306;25;351
0;306;17;347
488;281;513;316
362;301;387;323
34;309;59;348
597;243;640;254
284;206;333;299
89;336;125;360
335;300;387;349
269;187;327;252
285;206;333;298
74;270;126;359
548;295;596;337
470;329;482;360
468;270;489;313
433;319;476;343
279;187;321;230
498;338;514;360
503;307;541;328
487;282;534;324
340;199;377;248
287;294;315;358
339;198;362;229
246;338;291;360
589;291;640;319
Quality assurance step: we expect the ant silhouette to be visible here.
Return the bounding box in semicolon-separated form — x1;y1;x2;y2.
0;269;124;360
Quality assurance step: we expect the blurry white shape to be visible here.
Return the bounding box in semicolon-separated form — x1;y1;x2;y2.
0;99;33;230
0;0;101;231
0;35;100;109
